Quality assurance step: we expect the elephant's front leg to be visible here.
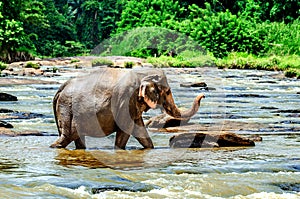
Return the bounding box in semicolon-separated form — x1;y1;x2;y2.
115;129;130;150
133;118;154;149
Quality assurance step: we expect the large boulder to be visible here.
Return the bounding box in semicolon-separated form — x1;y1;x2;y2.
169;132;255;148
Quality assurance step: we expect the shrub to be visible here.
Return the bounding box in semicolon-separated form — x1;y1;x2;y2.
124;61;134;68
258;20;300;56
25;62;40;69
147;52;215;68
285;69;300;78
92;58;113;67
182;3;264;58
216;52;300;76
71;59;80;63
0;62;7;71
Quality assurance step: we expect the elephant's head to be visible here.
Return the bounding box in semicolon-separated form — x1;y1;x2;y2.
138;73;205;119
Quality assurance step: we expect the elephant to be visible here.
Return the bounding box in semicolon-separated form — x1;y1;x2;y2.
50;68;205;150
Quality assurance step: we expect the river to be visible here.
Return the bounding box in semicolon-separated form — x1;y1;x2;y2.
0;66;299;198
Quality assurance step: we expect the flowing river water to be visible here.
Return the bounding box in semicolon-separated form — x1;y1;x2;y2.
0;66;299;198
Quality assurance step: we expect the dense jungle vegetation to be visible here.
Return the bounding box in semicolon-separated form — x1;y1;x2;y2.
0;0;299;75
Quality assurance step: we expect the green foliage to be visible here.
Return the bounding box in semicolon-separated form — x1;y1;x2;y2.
258;20;300;56
116;0;185;33
1;0;300;62
181;3;265;58
71;0;122;49
216;52;300;74
0;61;7;70
147;51;215;68
71;59;80;63
93;27;206;59
91;58;113;67
25;62;40;69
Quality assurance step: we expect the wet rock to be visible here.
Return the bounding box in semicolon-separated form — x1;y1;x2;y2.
257;80;277;84
0;93;18;101
297;92;300;95
10;111;45;119
0;78;58;85
228;115;247;119
272;109;300;113
180;82;207;88
248;135;263;142
23;68;43;76
91;183;157;193
0;121;13;128
169;132;255;148
0;110;46;120
226;94;269;98
278;183;300;192
146;113;190;128
225;75;242;79
0;128;47;136
0;108;14;113
261;106;278;110
246;74;263;78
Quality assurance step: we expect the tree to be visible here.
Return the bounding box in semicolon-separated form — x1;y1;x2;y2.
71;0;122;49
116;0;185;33
0;0;41;62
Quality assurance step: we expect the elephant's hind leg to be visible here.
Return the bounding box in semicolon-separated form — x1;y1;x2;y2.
73;121;86;149
50;106;74;148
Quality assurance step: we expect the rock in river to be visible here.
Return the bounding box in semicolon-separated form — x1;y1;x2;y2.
0;93;18;101
0;121;13;128
169;132;255;148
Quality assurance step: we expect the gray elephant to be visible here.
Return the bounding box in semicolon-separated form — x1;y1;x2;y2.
50;68;205;149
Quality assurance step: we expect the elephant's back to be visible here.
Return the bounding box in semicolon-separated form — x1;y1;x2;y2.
65;68;125;92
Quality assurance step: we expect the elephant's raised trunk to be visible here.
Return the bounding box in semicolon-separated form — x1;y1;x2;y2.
163;92;205;120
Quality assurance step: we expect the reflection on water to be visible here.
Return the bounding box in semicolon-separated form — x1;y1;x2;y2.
0;67;300;198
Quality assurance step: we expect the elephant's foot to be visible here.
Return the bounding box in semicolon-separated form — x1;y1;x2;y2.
50;136;72;148
75;137;86;149
50;142;65;148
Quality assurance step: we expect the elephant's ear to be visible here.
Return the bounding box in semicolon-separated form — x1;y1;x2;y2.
139;75;160;109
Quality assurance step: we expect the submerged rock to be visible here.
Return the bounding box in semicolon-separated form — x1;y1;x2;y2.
169;132;255;148
0;110;46;120
0;108;14;113
180;82;207;88
0;121;13;128
0;93;18;101
0;128;48;136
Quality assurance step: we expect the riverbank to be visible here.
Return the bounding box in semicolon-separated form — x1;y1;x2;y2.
1;53;300;79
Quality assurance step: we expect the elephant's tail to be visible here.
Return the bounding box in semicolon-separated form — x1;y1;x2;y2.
53;80;70;135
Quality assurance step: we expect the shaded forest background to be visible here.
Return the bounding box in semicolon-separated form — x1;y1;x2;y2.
0;0;299;63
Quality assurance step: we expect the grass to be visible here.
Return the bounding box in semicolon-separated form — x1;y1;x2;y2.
216;52;300;78
70;59;80;63
25;62;40;69
146;50;216;68
91;58;113;67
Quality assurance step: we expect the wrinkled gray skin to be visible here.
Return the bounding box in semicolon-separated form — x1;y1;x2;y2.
50;68;205;149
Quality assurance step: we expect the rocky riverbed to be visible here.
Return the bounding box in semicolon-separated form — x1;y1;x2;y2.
1;58;300;198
